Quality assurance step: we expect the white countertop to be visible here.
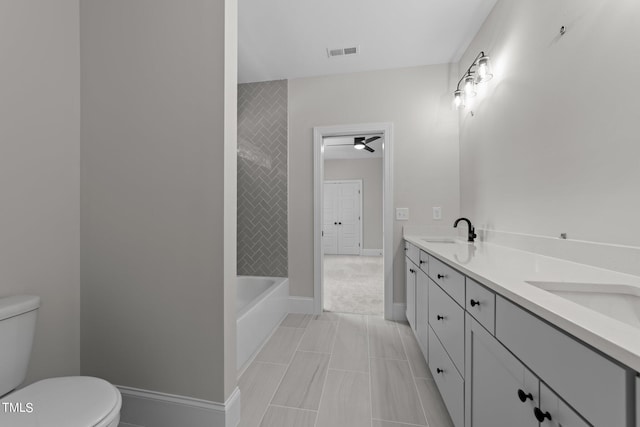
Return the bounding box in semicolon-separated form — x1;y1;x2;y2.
404;235;640;373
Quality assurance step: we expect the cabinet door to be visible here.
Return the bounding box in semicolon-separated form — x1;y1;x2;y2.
465;314;539;427
416;269;429;355
405;258;417;331
538;383;589;427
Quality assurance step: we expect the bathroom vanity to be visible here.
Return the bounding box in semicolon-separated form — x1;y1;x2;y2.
404;236;640;427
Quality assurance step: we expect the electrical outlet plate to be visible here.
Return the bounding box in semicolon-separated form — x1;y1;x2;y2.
433;207;442;220
396;208;409;221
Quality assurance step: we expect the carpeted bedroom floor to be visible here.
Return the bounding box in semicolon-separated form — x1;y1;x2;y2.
323;255;384;315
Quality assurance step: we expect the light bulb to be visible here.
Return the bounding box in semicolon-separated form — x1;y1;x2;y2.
354;142;365;150
453;90;464;109
476;56;493;83
463;75;476;98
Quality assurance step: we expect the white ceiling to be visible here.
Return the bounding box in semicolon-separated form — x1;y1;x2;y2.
238;0;497;83
324;136;383;160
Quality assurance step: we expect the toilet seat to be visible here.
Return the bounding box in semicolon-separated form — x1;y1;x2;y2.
0;376;121;427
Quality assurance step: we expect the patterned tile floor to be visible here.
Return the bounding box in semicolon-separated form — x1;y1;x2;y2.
238;313;454;427
324;255;384;315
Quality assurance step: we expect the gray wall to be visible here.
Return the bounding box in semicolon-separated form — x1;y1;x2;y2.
80;0;237;403
289;65;460;303
459;0;640;247
0;0;80;385
325;159;383;250
237;81;288;277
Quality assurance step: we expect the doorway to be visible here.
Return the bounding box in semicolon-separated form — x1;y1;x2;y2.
313;123;394;319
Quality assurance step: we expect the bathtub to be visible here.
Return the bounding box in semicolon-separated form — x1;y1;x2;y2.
237;276;289;371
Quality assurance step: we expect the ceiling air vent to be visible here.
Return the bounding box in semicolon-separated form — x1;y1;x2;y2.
327;46;359;58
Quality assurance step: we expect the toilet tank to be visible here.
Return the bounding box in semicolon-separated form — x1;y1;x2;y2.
0;295;40;397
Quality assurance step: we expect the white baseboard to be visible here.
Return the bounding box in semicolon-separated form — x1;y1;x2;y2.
392;303;407;322
117;385;241;427
289;296;315;314
361;249;383;256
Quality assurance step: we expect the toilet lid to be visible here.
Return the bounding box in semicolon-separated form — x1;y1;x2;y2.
0;377;121;427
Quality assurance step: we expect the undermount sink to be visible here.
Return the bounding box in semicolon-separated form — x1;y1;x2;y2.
422;237;457;244
526;281;640;329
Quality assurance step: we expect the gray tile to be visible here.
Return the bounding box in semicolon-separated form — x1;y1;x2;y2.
237;80;288;277
271;351;330;410
416;378;455;427
313;312;342;321
368;315;403;329
372;420;422;427
281;313;312;328
370;358;427;425
238;362;287;427
298;320;337;353
369;323;407;360
399;330;432;379
256;327;304;364
260;406;316;427
330;317;369;372
316;370;371;427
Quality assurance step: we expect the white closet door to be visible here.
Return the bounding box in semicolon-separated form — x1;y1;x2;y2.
323;183;339;254
336;181;361;255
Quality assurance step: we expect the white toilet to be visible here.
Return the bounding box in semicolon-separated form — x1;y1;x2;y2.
0;295;121;427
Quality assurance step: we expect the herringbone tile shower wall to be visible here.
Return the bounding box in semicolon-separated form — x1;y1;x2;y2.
237;80;288;277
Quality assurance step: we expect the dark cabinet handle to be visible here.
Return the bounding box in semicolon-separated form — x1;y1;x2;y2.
436;368;444;374
334;222;337;225
404;247;408;251
534;408;552;422
517;389;533;402
437;315;445;320
470;299;480;307
419;260;426;265
437;274;447;279
338;222;342;225
409;269;415;274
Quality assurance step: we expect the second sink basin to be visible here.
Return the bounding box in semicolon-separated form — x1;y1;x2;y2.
422;237;457;244
526;281;640;329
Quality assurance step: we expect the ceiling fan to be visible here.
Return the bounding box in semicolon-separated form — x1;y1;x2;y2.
353;136;381;152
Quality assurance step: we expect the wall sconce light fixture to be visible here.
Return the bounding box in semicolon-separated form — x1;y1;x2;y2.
454;51;493;109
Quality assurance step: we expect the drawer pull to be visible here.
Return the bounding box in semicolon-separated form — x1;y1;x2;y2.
533;408;552;422
409;269;415;274
436;368;444;374
517;389;533;403
419;260;426;265
470;299;480;307
437;274;447;279
436;314;445;321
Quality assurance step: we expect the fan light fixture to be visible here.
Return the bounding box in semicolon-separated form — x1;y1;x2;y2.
453;52;493;110
354;140;365;150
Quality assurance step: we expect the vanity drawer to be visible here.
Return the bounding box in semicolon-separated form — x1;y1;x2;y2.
465;279;495;334
418;250;429;273
429;280;465;375
428;257;465;307
429;327;464;427
496;296;627;427
405;241;420;266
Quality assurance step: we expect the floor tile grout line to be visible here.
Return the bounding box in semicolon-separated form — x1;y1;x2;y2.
268;403;319;413
373;418;430;427
398;327;430;427
312;309;341;427
258;316;310;427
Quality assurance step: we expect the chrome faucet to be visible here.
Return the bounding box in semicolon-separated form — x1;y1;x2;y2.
454;217;477;243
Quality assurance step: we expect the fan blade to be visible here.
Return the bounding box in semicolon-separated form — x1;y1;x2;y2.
365;136;381;143
364;145;375;153
354;137;366;142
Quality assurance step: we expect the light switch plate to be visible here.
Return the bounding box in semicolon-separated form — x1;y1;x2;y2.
433;207;442;220
396;208;409;221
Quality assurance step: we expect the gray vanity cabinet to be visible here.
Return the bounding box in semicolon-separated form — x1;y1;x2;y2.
405;253;417;332
416;268;429;356
465;314;539;427
538;383;589;427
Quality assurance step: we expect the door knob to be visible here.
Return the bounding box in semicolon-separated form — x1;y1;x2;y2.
533;407;552;422
517;389;533;402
